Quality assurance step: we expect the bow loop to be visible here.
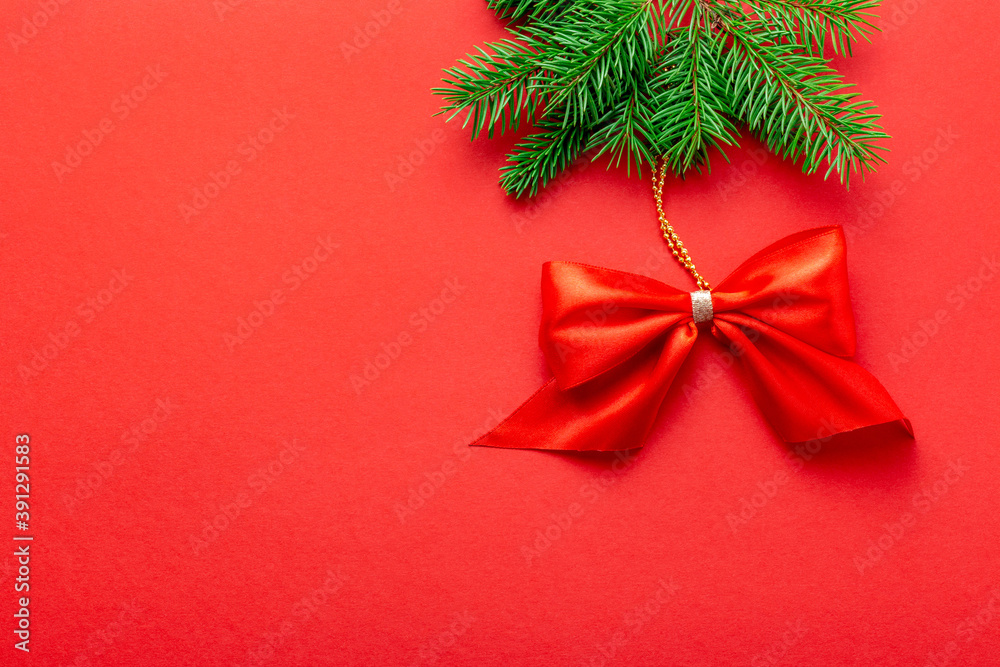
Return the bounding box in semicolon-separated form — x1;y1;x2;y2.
540;262;692;389
712;227;856;356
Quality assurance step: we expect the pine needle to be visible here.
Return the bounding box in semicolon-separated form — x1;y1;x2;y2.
435;0;888;196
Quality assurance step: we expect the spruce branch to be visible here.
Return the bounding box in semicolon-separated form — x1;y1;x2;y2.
435;0;889;197
530;0;657;128
650;17;740;175
487;0;574;20
433;38;544;139
499;115;591;197
716;13;887;184
585;78;659;175
738;0;879;55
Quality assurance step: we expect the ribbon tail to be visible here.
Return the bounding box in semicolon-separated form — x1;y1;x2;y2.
714;315;913;442
473;323;699;451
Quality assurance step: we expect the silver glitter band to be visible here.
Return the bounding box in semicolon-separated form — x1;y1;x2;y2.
690;290;713;323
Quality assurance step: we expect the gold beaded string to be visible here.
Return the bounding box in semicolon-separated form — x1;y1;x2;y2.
653;156;711;291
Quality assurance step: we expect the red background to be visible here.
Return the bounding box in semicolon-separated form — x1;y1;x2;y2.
2;1;999;665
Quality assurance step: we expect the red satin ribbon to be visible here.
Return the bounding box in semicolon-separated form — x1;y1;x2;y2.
473;226;913;451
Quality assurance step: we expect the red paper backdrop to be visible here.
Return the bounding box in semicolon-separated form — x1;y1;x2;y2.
1;1;999;665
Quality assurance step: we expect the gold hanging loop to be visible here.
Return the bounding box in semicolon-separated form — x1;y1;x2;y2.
653;156;711;291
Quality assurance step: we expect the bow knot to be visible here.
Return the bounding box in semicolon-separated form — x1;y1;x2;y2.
690;290;713;323
474;226;912;451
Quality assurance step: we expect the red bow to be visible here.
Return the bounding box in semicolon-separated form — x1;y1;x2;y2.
474;226;912;451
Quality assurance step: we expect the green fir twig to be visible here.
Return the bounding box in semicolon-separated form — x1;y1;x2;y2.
433;0;887;197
